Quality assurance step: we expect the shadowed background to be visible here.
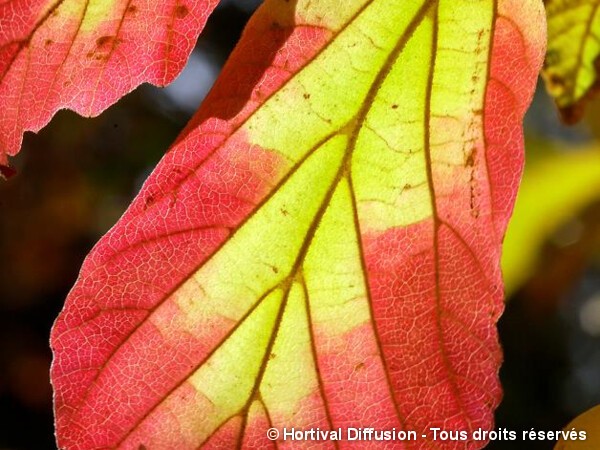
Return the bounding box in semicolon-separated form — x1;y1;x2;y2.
0;1;598;448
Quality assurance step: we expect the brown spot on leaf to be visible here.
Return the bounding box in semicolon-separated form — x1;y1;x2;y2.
467;149;479;218
466;154;475;168
127;5;138;14
90;36;121;61
391;104;398;109
96;35;116;48
303;93;311;99
175;5;189;18
44;39;53;47
144;194;156;209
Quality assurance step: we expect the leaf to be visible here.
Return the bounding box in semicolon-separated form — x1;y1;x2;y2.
502;146;600;295
555;404;600;449
542;0;600;123
50;0;545;448
0;0;219;167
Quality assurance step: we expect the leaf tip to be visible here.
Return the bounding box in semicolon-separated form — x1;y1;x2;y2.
0;164;16;180
545;36;600;125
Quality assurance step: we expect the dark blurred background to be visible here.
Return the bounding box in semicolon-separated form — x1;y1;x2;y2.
0;1;599;448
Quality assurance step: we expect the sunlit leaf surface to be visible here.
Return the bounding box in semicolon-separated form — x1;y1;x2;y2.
0;0;219;166
50;0;545;448
543;0;600;123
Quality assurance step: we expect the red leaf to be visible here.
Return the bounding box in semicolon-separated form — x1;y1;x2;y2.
0;0;219;165
50;0;546;448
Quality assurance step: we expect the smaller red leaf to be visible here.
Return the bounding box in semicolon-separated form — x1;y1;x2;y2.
0;0;220;165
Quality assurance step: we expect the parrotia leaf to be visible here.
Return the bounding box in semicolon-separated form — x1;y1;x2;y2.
50;0;545;448
543;0;600;123
0;0;219;167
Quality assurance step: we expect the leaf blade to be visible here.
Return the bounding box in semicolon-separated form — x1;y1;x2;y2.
51;0;546;448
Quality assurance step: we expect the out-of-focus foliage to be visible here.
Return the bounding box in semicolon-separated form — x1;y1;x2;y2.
555;404;600;449
543;0;600;123
503;146;600;295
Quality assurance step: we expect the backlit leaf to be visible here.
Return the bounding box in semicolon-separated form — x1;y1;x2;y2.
50;0;545;448
542;0;600;123
0;0;219;167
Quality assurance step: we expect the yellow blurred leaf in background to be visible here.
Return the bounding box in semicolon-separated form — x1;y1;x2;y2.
503;147;600;295
555;404;600;449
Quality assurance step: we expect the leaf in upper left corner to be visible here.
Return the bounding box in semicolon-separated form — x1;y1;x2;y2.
0;0;219;167
542;0;600;123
